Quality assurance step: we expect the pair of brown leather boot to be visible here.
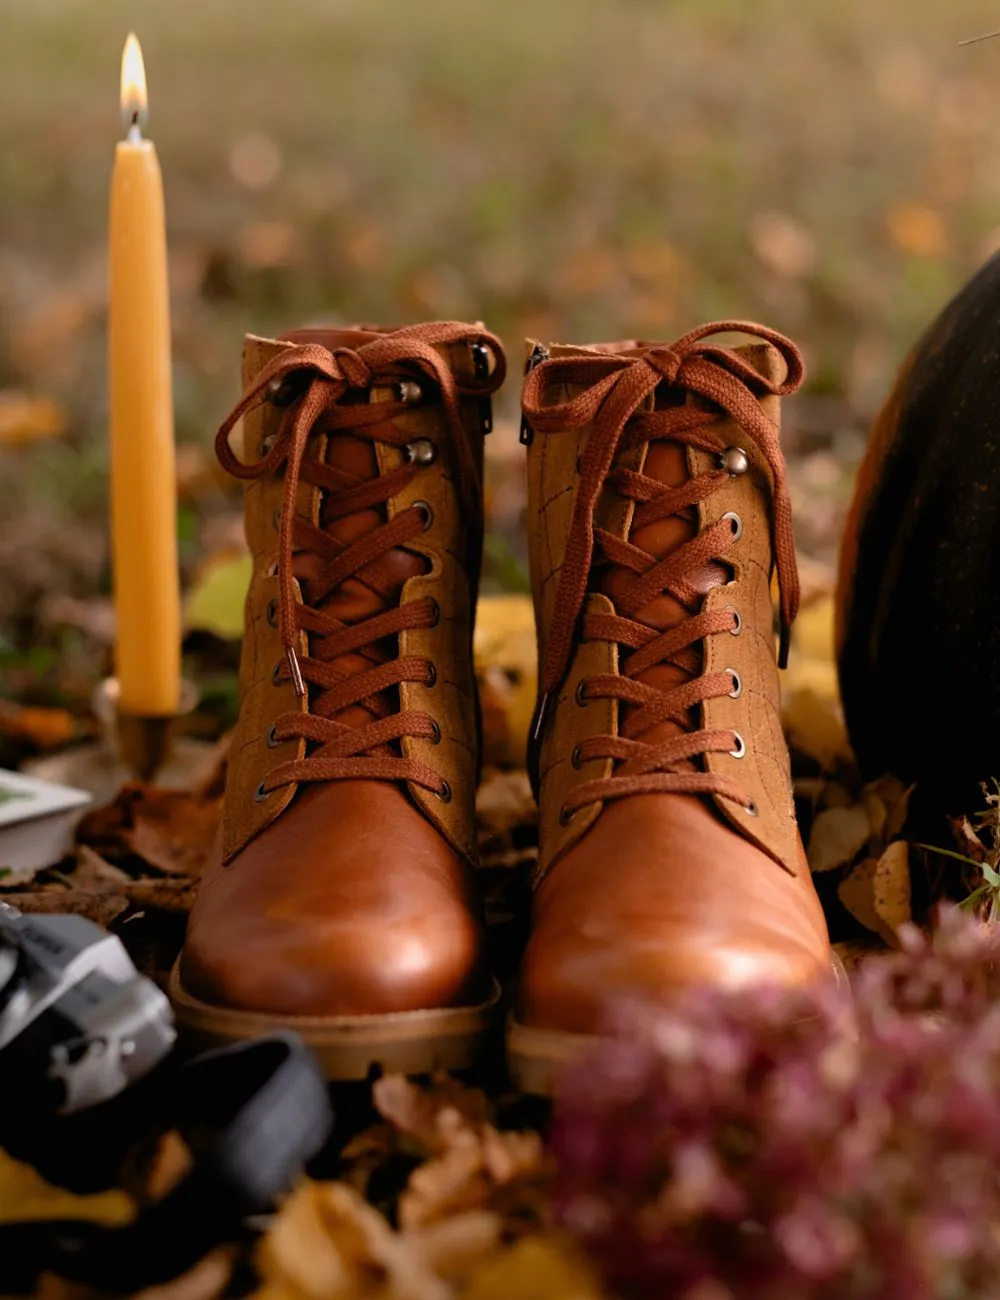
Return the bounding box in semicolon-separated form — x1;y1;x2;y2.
171;318;838;1094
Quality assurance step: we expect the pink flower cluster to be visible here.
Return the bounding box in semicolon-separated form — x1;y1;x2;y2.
550;909;1000;1300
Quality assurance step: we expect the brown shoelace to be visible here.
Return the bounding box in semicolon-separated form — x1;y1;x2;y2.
521;320;803;819
215;322;506;800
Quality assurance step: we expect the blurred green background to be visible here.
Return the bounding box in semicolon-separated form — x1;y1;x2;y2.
2;0;1000;732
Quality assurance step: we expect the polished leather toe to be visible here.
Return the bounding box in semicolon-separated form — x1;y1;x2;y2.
517;793;832;1036
181;781;490;1018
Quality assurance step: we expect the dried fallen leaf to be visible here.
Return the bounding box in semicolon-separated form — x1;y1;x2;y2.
373;1076;492;1157
0;391;68;446
257;1180;449;1300
782;686;851;771
459;1235;603;1300
474;596;536;770
0;701;78;750
0;1147;133;1226
886;202;949;258
807;803;872;873
838;840;912;946
76;783;221;879
131;1250;233;1300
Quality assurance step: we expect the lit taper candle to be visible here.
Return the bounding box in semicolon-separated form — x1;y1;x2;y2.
108;33;181;719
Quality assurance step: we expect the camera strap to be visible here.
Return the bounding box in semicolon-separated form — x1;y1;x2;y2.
0;1032;333;1294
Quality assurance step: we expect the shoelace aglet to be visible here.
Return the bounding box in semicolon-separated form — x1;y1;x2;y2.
531;690;553;745
778;621;791;671
286;645;306;697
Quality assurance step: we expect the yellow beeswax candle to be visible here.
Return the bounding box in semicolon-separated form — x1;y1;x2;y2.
108;33;180;716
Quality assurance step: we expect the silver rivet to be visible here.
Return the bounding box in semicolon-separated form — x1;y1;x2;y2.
722;511;743;541
727;606;742;636
745;800;759;817
719;446;749;476
413;500;434;530
727;669;742;699
396;379;423;405
730;731;747;759
405;439;437;467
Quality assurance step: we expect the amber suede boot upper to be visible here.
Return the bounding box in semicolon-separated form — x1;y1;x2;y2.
509;321;836;1093
174;322;505;1079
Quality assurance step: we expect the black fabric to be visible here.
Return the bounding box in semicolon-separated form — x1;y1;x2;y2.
0;1032;333;1294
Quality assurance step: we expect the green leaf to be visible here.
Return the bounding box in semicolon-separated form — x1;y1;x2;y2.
983;863;1000;889
914;843;984;870
959;885;989;911
183;553;252;641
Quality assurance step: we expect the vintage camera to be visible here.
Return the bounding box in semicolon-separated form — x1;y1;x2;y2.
0;902;175;1114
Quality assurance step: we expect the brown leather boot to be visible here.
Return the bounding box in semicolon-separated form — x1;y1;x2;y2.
509;321;840;1094
172;322;505;1079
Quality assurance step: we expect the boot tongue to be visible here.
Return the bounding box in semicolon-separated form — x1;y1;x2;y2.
598;438;728;752
280;327;424;732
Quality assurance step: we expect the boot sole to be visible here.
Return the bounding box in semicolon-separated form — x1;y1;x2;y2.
168;962;501;1081
507;952;854;1097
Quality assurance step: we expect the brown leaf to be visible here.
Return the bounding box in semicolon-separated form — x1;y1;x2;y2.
949;813;989;865
0;1147;132;1225
76;783;221;879
459;1235;604;1300
838;841;912;946
7;886;129;928
131;1250;233;1300
124;877;199;913
807;804;872;873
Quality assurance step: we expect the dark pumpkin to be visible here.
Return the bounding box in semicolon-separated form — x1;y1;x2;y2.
836;250;1000;807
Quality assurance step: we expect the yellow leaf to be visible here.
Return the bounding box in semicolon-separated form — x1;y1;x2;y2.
0;1147;133;1226
184;552;252;640
886;203;949;258
474;595;537;769
838;841;912;946
789;595;835;666
807;804;872;873
460;1236;603;1300
0;392;67;446
782;687;851;771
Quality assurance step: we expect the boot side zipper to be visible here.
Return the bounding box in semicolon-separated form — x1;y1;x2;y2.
519;343;550;446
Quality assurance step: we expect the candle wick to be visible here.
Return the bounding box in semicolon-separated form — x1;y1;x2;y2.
126;115;143;144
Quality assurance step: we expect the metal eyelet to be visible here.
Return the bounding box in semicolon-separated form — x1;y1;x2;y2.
396;379;423;405
718;446;749;476
266;599;278;628
425;663;437;688
266;723;281;748
745;800;759;818
266;559;279;578
271;661;284;686
559;805;577;826
429;720;441;745
575;680;590;707
435;780;452;803
413;501;434;531
727;669;742;699
272;508;282;532
267;375;302;408
254;781;271;802
730;731;747;759
405;439;437;467
727;606;742;636
571;744;584;770
722;511;743;541
427;598;440;627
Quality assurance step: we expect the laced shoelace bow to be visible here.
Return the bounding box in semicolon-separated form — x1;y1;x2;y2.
214;323;506;800
521;320;804;818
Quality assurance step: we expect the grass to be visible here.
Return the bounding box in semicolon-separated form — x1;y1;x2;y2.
2;0;1000;684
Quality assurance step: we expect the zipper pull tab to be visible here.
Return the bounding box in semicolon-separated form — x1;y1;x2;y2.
470;341;493;435
519;343;550;446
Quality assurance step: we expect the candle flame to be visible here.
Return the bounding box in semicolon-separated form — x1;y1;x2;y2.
120;33;149;135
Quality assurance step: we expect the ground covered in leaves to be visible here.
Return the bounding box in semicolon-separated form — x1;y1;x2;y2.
6;1;1000;1295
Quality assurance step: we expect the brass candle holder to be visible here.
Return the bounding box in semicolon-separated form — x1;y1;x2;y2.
93;677;200;783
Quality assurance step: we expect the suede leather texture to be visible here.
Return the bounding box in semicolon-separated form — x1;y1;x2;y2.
518;336;833;1033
